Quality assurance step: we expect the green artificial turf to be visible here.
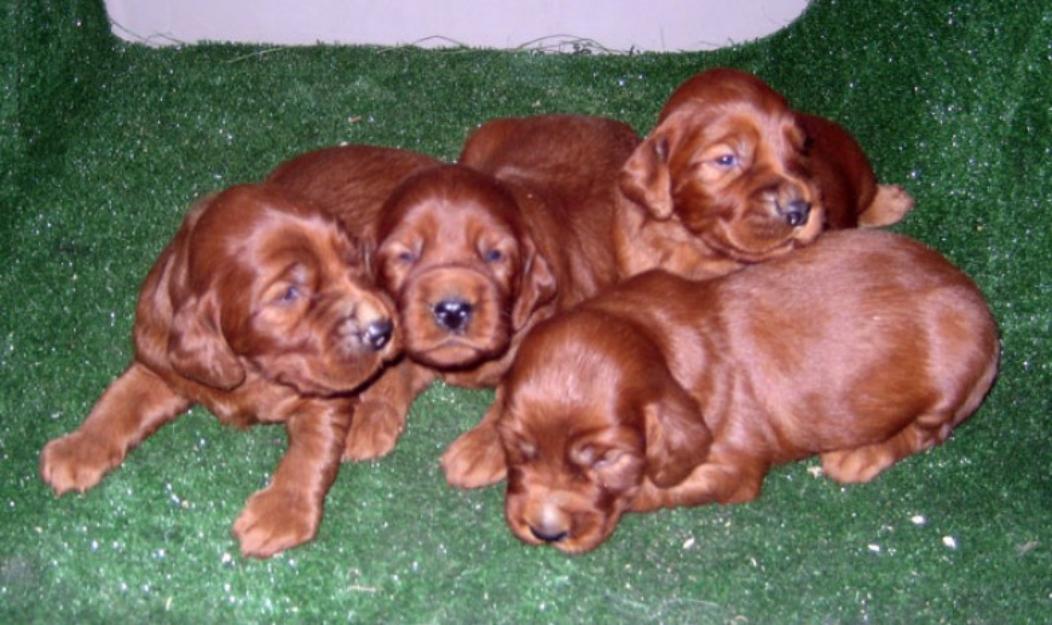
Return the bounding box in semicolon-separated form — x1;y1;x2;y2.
3;0;1050;623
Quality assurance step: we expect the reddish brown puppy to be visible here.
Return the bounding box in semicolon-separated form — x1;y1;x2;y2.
617;67;914;279
266;145;440;460
496;229;998;553
40;184;400;558
340;115;638;487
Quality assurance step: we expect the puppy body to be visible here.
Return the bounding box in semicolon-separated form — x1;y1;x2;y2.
498;229;998;552
616;67;914;280
455;114;637;324
266;145;442;459
334;116;637;486
432;115;637;486
40;184;400;557
262;123;635;479
267;144;441;244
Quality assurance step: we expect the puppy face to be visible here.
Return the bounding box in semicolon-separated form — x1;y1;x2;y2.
621;68;825;262
498;339;645;554
376;166;552;369
497;311;709;553
166;185;399;395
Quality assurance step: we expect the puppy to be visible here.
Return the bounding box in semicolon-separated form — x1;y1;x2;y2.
616;67;914;279
496;229;998;553
331;116;639;487
40;184;400;557
266;145;441;460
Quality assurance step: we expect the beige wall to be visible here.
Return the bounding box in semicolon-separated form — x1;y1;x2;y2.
104;0;808;51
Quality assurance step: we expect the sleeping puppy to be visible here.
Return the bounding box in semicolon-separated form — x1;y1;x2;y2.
327;116;638;487
40;184;400;557
496;229;998;553
616;67;915;280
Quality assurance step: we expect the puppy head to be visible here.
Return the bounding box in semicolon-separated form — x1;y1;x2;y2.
376;165;555;369
497;309;710;553
165;184;399;395
620;67;825;262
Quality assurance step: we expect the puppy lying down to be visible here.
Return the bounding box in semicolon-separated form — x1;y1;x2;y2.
495;229;999;553
40;184;400;557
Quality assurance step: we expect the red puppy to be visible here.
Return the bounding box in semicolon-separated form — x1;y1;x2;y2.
316;116;638;487
496;229;998;553
266;145;441;459
617;67;914;279
40;184;400;557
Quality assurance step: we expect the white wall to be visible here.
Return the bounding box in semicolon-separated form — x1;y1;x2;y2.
104;0;809;52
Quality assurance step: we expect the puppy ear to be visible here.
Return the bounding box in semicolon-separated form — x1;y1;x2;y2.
619;130;674;220
511;237;557;330
167;291;245;390
643;383;712;488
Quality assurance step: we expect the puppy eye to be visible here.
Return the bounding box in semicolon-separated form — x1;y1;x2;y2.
570;443;599;467
277;285;302;304
395;249;417;264
482;249;503;263
518;441;537;460
714;153;738;167
593;449;625;471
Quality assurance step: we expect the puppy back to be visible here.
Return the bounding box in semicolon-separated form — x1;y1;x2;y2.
267;145;440;240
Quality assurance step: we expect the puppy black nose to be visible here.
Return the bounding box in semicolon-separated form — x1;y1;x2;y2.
781;199;811;227
362;319;393;351
529;526;568;543
433;299;472;331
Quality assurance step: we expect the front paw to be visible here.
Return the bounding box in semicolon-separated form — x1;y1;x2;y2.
860;184;915;227
440;425;507;489
40;432;123;495
343;400;406;462
232;487;321;558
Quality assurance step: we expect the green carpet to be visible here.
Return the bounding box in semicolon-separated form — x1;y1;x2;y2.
3;0;1049;623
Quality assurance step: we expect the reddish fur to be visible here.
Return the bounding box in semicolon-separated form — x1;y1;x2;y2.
427;116;636;488
263;122;637;486
616;67;914;280
496;229;998;553
40;184;401;557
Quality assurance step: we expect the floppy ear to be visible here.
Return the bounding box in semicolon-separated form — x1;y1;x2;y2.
619;130;674;220
167;291;245;390
643;382;712;488
511;237;557;330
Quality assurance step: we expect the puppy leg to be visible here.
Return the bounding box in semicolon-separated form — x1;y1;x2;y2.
633;456;767;512
858;184;914;227
234;399;351;558
40;363;191;494
821;415;952;483
343;361;435;462
440;388;508;489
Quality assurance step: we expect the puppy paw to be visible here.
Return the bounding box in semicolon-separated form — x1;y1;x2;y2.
343;401;405;462
39;433;123;495
821;448;894;484
233;487;320;558
859;184;915;227
440;425;507;489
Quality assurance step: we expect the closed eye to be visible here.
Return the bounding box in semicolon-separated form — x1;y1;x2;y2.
519;441;538;461
593;449;625;471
